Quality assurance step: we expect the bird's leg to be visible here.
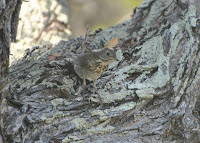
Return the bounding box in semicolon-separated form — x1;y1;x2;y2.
93;79;103;105
83;78;86;91
82;78;86;101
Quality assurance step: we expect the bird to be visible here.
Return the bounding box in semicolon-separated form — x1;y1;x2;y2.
74;48;117;105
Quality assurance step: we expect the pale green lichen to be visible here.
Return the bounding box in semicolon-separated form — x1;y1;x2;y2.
62;135;82;143
90;109;109;121
51;98;64;108
90;102;136;118
45;118;54;124
62;76;75;93
85;102;136;134
43;111;66;124
89;73;134;103
90;109;108;117
175;96;181;103
86;119;114;135
188;5;196;19
70;118;88;130
190;17;197;27
108;49;123;69
135;36;163;64
123;34;169;97
51;98;71;109
109;101;136;112
108;61;119;69
40;114;47;121
116;49;123;61
18;79;33;91
29;68;45;76
136;88;155;99
93;88;134;103
86;124;115;135
41;81;58;88
169;5;197;92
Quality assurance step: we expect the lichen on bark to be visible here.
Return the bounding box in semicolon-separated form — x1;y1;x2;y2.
1;0;200;142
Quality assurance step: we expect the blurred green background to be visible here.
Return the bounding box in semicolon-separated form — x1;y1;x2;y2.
69;0;143;36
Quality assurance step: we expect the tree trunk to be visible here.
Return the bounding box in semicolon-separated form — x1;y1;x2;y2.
2;0;200;142
0;0;22;142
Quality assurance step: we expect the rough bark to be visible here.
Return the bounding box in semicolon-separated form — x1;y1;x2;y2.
2;0;200;142
0;0;20;83
0;0;22;142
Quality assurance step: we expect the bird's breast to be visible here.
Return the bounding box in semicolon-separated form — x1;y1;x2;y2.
91;62;108;74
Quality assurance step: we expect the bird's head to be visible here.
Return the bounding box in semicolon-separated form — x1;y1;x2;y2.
98;48;117;63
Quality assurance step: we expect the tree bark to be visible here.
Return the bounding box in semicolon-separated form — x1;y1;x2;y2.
2;0;200;142
0;0;22;142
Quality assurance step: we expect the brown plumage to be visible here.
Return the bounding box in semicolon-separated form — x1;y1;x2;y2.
74;48;116;105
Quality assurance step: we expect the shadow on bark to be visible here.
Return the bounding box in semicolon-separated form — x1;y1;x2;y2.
1;0;200;142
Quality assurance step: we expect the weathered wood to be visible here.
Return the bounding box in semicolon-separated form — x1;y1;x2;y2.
0;0;22;143
1;0;200;142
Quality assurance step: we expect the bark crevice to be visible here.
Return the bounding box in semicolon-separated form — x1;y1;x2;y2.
1;0;200;142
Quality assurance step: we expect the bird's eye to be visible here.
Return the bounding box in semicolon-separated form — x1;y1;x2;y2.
106;52;110;56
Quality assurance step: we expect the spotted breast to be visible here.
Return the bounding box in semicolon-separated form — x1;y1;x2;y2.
86;62;108;81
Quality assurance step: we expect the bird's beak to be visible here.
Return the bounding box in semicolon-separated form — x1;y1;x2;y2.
109;57;118;62
113;57;118;61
